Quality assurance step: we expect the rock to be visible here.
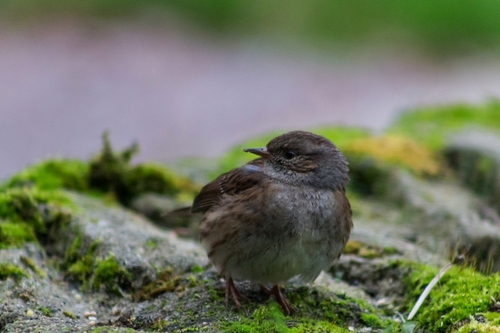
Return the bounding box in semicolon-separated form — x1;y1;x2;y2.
0;192;208;331
385;170;500;272
444;130;500;214
59;193;208;292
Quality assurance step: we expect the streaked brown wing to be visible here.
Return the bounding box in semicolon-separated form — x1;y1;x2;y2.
191;158;266;213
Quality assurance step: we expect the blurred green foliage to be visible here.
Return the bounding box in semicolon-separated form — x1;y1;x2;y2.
388;100;500;150
2;0;500;55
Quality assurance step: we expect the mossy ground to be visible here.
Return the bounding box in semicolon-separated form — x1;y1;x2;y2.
63;236;133;294
0;132;197;253
2;105;500;332
0;262;28;281
0;186;75;250
88;132;197;205
401;261;500;332
20;255;46;278
215;287;396;333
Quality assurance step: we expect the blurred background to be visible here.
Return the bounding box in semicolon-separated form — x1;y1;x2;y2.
1;0;500;179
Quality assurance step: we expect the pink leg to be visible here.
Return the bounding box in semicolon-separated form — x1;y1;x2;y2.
225;277;248;308
261;285;294;315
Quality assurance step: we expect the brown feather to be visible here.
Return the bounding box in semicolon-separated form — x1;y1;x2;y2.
191;158;266;213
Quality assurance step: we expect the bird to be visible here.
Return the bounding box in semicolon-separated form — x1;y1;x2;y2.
191;130;352;315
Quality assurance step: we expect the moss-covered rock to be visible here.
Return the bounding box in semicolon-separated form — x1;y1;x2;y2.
87;132;197;206
444;130;500;214
0;159;89;192
0;187;75;250
402;262;500;332
0;221;36;249
388;99;500;150
344;134;442;177
0;263;28;281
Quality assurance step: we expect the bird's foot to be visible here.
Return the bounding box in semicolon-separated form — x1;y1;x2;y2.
261;284;295;316
225;277;248;309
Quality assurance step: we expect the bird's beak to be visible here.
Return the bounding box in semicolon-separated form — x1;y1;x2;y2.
244;147;271;158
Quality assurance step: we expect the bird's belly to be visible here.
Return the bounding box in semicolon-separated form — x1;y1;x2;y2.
228;230;336;284
204;188;345;284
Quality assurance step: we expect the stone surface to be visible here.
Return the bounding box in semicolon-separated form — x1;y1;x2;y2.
384;170;500;272
445;130;500;214
3;129;500;331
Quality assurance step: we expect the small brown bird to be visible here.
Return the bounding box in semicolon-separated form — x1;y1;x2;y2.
191;131;352;315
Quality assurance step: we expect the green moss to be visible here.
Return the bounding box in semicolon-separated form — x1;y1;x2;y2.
191;265;204;274
62;310;77;319
38;306;52;317
0;263;28;281
88;132;194;206
66;238;98;285
0;187;75;244
344;135;442;177
1;159;88;191
388;100;500;150
402;261;500;332
134;267;180;301
145;238;158;249
65;238;133;294
91;253;132;292
1;133;197;218
221;302;354;333
20;255;46;278
483;312;500;325
456;317;500;333
218;285;396;332
360;312;384;328
0;221;36;248
343;240;395;258
126;163;179;197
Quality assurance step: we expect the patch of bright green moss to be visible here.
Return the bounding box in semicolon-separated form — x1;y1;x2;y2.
66;240;133;294
62;310;77;319
38;306;52;317
0;263;28;281
20;255;46;278
91;253;132;293
483;312;500;325
0;221;36;248
190;264;204;274
388;100;500;150
1;159;89;191
0;187;75;248
403;262;500;332
221;302;354;333
66;237;98;286
221;286;395;332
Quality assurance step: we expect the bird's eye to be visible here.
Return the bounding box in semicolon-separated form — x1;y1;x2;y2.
284;150;296;159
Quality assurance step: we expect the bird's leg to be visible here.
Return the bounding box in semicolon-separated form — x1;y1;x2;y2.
270;285;294;316
225;277;248;308
260;285;272;295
